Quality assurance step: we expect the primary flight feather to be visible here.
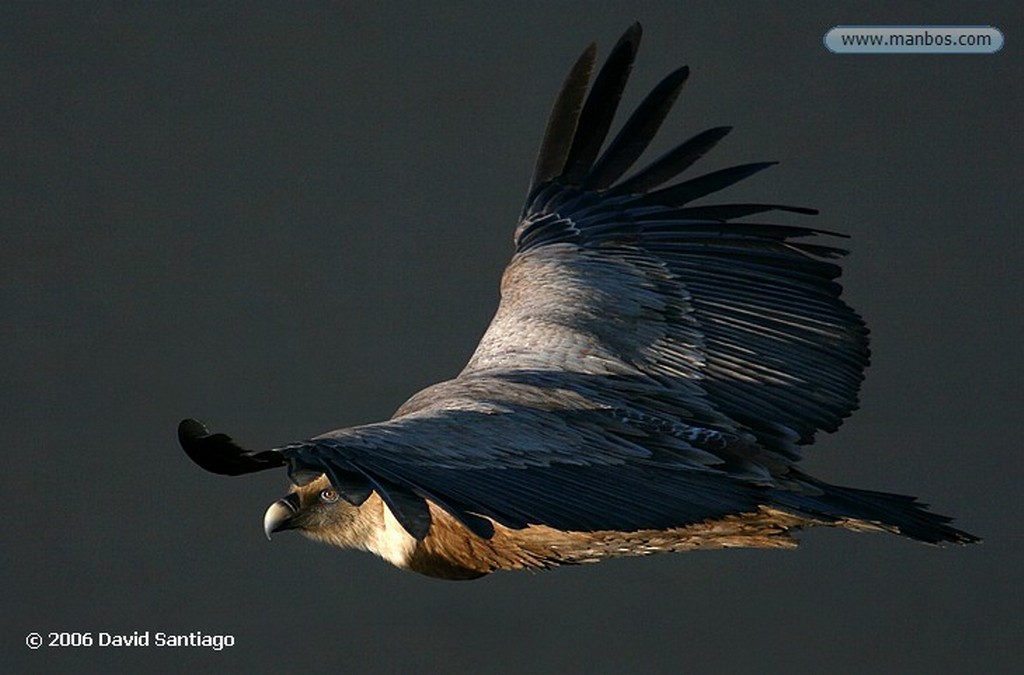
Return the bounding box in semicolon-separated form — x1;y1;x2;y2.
179;23;977;579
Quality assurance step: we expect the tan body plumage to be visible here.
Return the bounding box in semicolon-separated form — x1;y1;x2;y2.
273;476;885;580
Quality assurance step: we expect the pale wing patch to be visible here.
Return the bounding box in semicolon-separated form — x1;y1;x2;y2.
365;497;418;568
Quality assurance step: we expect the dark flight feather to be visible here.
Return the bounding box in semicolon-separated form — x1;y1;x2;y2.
178;419;285;475
560;22;642;184
610;126;734;195
583;65;690;190
528;44;597;195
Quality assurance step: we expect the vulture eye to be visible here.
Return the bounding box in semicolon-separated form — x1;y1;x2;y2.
319;489;339;504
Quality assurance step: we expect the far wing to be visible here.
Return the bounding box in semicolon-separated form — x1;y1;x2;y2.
460;23;868;460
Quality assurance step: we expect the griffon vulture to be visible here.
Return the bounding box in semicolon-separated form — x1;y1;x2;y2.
179;24;977;579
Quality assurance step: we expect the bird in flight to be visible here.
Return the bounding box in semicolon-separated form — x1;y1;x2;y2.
179;23;977;579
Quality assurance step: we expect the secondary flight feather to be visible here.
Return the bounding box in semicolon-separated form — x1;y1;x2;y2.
179;23;977;579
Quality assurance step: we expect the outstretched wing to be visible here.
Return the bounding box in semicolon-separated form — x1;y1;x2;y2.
181;24;871;541
464;23;868;456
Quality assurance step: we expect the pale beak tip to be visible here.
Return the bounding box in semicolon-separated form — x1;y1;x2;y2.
263;496;298;540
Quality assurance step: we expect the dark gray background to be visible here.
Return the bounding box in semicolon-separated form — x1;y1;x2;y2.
4;2;1021;673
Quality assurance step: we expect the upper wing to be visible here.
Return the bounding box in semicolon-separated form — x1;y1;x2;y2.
462;23;868;458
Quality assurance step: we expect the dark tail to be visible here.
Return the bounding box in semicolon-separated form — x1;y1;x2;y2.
774;475;980;545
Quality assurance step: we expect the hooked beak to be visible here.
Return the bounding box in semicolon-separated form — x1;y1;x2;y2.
263;493;300;539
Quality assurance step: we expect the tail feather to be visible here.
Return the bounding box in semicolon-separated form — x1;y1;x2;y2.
775;478;980;545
